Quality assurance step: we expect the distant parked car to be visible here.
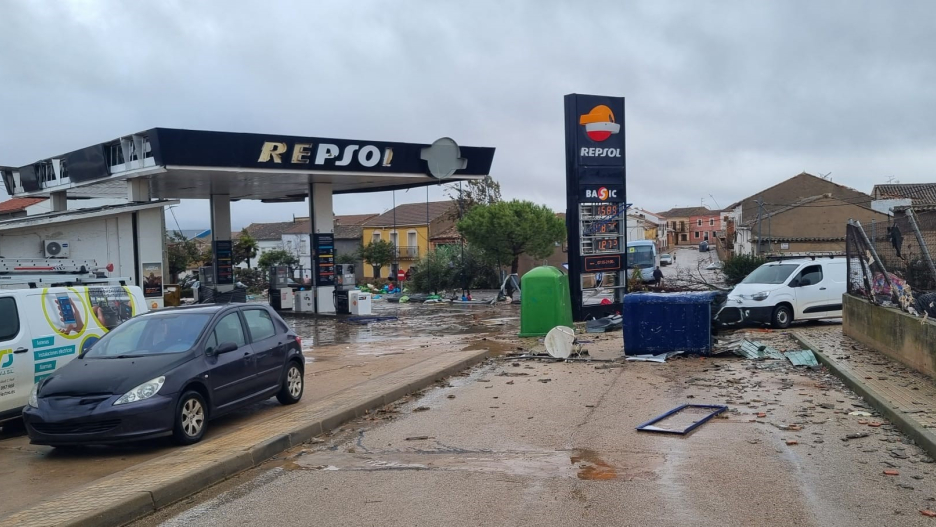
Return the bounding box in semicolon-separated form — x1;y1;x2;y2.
660;253;673;266
699;240;710;252
23;304;304;447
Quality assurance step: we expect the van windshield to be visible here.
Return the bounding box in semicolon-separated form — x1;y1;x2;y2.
84;313;211;357
741;264;800;285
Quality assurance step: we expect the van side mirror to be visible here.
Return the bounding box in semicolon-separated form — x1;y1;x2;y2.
215;342;239;354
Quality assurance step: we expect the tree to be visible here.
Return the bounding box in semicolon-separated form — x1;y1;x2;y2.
457;200;566;275
336;251;358;265
722;254;768;285
445;175;502;220
167;232;201;282
233;229;259;268
257;249;299;270
360;240;394;278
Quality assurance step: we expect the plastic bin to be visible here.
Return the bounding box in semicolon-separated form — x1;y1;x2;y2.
518;266;573;337
622;292;723;355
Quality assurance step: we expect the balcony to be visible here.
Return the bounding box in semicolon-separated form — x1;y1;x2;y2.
394;246;420;260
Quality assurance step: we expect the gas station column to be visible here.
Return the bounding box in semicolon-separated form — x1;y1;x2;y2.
308;183;335;313
210;194;235;292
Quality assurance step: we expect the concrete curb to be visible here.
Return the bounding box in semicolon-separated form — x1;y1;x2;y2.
792;331;936;461
0;348;493;527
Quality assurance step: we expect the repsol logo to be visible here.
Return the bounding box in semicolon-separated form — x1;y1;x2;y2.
259;142;394;168
580;147;622;158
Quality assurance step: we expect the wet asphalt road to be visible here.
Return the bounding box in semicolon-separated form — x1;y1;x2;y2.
136;327;936;527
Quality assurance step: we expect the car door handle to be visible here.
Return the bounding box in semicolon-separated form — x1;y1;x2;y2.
13;347;27;354
819;287;827;290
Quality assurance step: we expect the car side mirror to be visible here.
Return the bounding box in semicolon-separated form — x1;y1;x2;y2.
215;342;239;354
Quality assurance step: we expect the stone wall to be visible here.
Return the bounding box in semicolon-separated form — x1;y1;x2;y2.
843;294;936;378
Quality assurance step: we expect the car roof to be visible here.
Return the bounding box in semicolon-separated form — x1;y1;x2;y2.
763;258;844;266
142;304;265;316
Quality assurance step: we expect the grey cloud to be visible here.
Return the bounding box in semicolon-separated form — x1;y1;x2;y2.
3;0;936;229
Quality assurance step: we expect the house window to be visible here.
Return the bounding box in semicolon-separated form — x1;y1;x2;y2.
389;231;398;247
709;218;715;226
372;232;381;243
408;231;417;248
697;219;702;226
680;234;688;242
671;221;676;230
694;232;700;239
299;238;308;255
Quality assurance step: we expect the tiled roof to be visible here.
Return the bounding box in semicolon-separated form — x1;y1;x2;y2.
335;213;378;226
284;213;378;235
241;221;300;240
656;206;715;218
430;224;460;241
0;197;46;213
335;225;364;240
364;201;455;227
872;183;936;204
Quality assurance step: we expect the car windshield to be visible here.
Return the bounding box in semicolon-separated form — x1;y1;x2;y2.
741;264;800;285
626;246;655;269
84;313;212;358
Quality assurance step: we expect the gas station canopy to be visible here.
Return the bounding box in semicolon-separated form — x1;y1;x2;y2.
1;128;496;201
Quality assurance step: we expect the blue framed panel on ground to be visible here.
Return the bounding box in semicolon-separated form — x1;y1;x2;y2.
564;94;627;321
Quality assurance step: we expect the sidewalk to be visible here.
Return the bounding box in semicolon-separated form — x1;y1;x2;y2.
794;327;936;459
0;347;493;527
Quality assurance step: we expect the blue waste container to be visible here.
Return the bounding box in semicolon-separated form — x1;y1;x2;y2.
622;292;723;355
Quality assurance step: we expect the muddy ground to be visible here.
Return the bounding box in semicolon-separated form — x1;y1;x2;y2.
0;302;517;519
135;325;936;527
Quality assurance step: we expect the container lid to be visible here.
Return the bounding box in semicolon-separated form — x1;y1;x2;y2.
545;326;575;359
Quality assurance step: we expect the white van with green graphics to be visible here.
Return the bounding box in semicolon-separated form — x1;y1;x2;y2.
0;271;147;424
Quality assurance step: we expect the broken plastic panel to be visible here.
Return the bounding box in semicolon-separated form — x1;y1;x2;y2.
636;404;728;435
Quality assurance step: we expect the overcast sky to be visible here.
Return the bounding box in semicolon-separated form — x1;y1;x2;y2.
3;0;936;229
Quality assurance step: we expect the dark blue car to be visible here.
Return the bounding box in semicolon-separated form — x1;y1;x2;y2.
23;304;304;446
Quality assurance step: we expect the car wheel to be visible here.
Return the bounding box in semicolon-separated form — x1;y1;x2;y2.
276;362;304;405
772;305;792;329
173;391;207;445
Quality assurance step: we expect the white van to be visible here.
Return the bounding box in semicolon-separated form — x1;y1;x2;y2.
0;283;147;424
715;257;846;329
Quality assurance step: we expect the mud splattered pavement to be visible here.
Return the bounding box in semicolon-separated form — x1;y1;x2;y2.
136;328;936;527
0;302;518;519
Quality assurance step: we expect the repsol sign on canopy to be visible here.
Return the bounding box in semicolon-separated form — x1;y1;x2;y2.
564;94;625;168
146;129;494;177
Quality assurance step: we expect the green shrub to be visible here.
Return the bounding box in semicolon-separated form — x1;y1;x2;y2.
722;254;767;285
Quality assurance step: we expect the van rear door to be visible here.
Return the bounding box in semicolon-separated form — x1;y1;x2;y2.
0;295;32;421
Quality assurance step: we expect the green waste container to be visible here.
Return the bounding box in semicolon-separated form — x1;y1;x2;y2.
518;266;574;337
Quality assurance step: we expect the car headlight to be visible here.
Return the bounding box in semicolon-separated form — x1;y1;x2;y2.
28;383;39;408
114;376;165;406
751;291;769;301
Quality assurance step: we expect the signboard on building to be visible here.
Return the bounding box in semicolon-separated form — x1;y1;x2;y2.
564;94;626;321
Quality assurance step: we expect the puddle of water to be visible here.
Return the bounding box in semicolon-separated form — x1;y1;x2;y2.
570;449;617;480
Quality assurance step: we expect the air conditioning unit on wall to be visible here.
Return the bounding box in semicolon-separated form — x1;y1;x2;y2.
43;240;70;258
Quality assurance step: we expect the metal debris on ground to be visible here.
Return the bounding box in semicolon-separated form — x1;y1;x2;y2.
585;315;623;333
636;404;728;435
625;351;684;363
736;340;785;360
783;349;819;368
